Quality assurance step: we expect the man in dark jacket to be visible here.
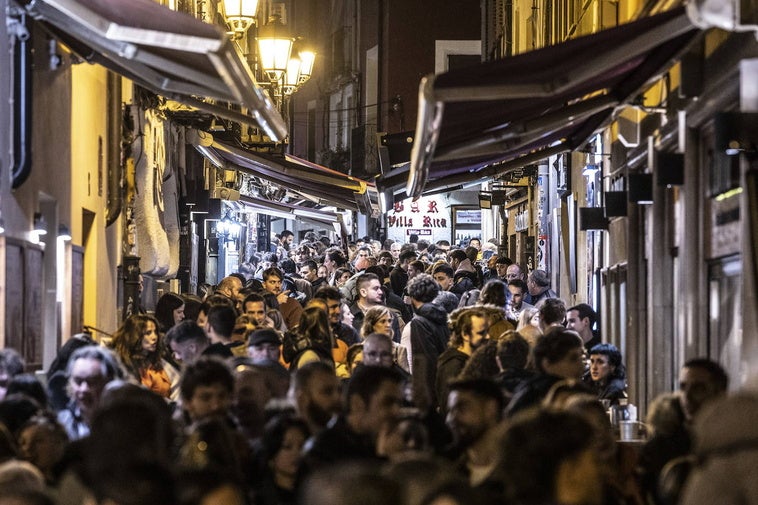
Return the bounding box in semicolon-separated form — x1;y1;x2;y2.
436;307;490;412
400;274;450;409
349;272;402;338
505;328;585;417
389;249;418;297
448;249;478;297
524;269;558;306
302;365;403;472
313;286;360;346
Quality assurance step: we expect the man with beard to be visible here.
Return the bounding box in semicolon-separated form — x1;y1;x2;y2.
303;365;403;471
314;286;360;346
300;259;328;293
446;378;505;496
290;361;342;435
261;267;304;331
507;279;534;321
242;293;277;330
349;273;401;337
436;307;490;413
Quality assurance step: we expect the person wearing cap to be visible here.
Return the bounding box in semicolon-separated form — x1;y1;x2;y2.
525;269;557;306
247;328;282;364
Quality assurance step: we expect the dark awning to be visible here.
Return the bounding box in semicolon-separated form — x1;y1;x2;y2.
24;0;287;141
198;135;376;212
389;7;699;198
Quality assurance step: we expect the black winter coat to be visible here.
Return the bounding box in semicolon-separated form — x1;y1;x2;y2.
408;303;451;407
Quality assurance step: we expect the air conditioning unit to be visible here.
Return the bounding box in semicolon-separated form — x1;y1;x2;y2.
687;0;758;33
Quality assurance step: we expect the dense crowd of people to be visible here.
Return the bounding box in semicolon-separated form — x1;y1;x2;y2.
0;232;754;505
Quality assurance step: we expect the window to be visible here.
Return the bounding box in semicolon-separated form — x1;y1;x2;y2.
435;40;481;74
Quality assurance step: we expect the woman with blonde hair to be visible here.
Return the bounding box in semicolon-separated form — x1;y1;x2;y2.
517;306;540;330
360;306;409;372
110;314;180;399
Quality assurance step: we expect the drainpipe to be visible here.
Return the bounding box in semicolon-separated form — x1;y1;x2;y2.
105;72;122;226
376;0;385;133
9;10;32;189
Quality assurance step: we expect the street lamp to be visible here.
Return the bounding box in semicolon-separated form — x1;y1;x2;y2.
256;15;294;82
297;49;316;84
33;212;47;236
283;40;317;95
223;0;259;36
283;54;301;95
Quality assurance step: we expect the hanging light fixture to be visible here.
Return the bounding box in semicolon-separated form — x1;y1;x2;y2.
223;0;259;36
256;15;294;82
33;212;47;236
58;223;72;241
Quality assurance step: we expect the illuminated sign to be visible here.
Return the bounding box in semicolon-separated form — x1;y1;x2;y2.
386;196;451;243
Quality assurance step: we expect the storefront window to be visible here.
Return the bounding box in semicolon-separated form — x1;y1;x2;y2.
708;256;741;361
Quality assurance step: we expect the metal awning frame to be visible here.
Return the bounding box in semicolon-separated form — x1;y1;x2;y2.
208;141;362;210
407;9;697;198
25;0;287;140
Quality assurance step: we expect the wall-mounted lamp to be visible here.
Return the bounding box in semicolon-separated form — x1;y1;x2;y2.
478;192;492;210
223;0;259;36
714;111;758;156
33;212;47;235
58;224;72;241
628;173;654;205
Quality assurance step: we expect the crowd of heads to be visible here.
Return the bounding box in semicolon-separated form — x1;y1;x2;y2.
0;233;742;505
